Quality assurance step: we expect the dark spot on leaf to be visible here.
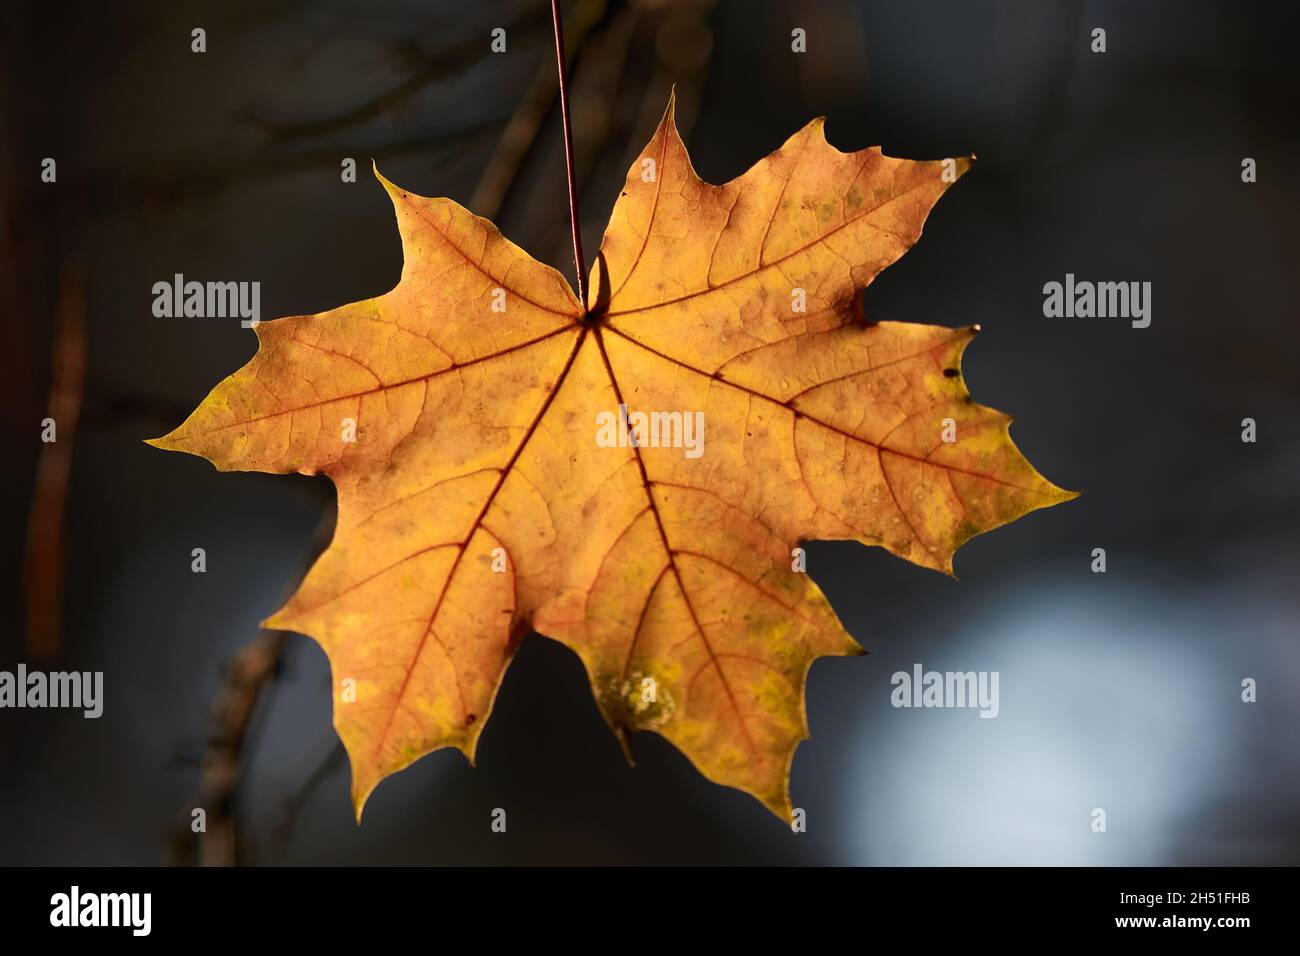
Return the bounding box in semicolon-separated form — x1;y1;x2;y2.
943;368;959;378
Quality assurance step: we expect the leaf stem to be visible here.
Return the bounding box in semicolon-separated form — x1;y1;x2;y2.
550;0;588;309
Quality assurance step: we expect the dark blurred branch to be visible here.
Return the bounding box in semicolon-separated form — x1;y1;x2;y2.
271;741;346;855
471;0;611;219
0;188;37;427
75;119;503;219
166;514;334;866
241;7;548;143
68;11;561;214
540;0;714;266
23;266;86;659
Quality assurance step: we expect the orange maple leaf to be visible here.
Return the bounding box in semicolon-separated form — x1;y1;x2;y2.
150;94;1074;821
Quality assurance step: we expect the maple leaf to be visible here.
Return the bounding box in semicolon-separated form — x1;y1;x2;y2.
150;94;1074;821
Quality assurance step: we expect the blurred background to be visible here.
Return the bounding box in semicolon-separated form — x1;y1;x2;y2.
1;0;1297;865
